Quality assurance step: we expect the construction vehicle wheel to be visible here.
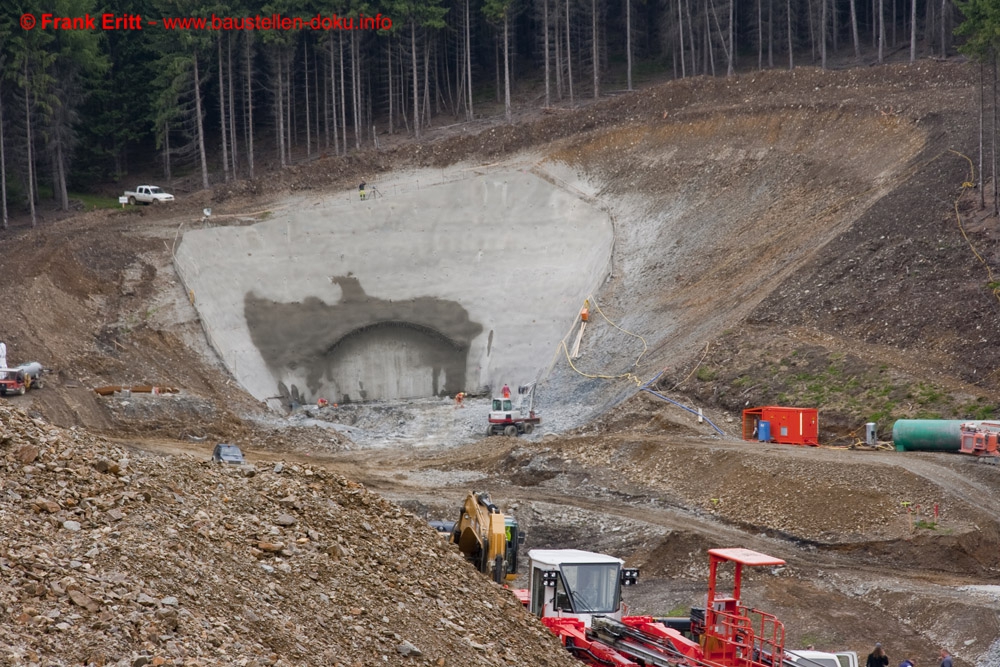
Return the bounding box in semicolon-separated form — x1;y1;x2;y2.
493;555;505;584
523;423;535;435
33;378;42;390
485;425;494;437
503;425;518;437
17;385;25;396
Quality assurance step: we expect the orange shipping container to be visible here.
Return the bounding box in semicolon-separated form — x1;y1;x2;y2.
742;406;819;446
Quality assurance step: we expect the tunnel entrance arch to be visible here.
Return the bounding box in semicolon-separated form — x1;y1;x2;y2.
321;321;468;402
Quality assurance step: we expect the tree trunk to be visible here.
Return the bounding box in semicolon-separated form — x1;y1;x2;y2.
352;31;361;149
688;0;697;75
193;51;210;189
729;0;735;75
706;0;715;76
993;56;998;215
245;36;255;179
0;81;7;230
787;0;794;69
388;38;394;133
566;0;574;104
163;121;172;182
545;0;552;104
304;40;312;158
939;0;947;57
555;4;563;97
924;0;933;54
323;45;330;148
768;0;774;67
807;0;815;62
302;40;312;158
909;0;916;61
872;0;876;47
423;37;431;127
411;21;420;139
55;142;68;211
849;0;860;60
339;33;347;152
314;48;320;146
277;51;286;167
626;0;632;90
832;0;838;52
433;37;443;116
287;55;293;158
229;35;238;177
400;43;410;132
592;0;599;98
330;36;340;154
504;13;512;121
891;0;896;48
679;0;687;77
757;0;763;70
287;54;294;156
465;0;474;119
455;25;464;117
978;61;984;209
821;0;827;69
218;39;230;182
878;0;885;63
25;58;36;228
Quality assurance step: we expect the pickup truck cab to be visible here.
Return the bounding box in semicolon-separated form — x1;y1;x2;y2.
125;185;174;205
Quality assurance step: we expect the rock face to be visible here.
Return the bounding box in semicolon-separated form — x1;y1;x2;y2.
0;404;579;667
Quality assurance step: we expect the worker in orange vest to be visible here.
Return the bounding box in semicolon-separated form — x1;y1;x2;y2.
454;392;466;408
501;384;511;399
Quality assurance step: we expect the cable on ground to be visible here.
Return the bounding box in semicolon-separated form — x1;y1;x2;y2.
556;295;648;386
949;149;1000;304
637;369;728;437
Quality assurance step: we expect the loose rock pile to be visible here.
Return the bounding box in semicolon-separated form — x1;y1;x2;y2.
0;404;580;667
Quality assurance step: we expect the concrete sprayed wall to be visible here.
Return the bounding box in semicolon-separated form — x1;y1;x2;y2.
174;170;613;406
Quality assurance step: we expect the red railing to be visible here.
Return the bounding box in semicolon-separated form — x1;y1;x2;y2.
704;606;785;667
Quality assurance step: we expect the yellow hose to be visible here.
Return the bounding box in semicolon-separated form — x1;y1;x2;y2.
949;149;1000;303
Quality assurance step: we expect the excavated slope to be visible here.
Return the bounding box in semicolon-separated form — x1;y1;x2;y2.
0;403;580;667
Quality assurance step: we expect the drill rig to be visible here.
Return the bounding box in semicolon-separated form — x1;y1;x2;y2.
520;547;789;667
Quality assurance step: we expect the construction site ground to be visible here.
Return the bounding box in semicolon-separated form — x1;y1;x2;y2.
1;60;1000;667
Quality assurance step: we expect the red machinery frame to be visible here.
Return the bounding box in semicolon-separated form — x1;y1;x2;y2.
702;548;787;667
959;421;1000;458
531;547;788;667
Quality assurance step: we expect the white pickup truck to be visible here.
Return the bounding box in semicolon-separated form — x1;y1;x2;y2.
787;649;859;667
124;185;174;205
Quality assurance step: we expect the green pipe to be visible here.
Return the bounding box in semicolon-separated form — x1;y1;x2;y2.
891;419;970;452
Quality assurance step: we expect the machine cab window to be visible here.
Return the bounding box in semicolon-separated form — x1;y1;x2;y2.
530;561;621;616
492;398;513;411
561;563;620;614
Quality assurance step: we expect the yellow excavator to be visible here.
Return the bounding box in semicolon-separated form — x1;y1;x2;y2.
446;491;524;584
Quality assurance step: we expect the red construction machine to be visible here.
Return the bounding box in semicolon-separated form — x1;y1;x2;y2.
959;421;1000;462
0;362;44;396
520;547;788;667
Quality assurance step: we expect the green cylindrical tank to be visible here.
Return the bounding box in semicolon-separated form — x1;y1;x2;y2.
891;419;970;452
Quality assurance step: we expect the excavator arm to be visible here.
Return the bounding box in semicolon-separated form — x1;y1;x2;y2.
451;491;511;583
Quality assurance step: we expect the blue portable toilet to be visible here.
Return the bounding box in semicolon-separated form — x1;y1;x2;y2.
758;420;771;442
